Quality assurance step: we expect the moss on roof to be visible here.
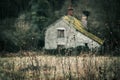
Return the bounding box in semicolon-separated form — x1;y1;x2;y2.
63;15;104;45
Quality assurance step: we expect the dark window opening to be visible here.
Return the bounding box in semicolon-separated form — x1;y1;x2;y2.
84;43;89;51
57;29;64;38
85;43;88;47
57;45;65;49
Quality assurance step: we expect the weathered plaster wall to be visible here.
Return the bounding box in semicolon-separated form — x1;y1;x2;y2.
45;18;100;49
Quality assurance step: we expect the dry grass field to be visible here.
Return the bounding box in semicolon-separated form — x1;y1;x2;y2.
0;52;120;80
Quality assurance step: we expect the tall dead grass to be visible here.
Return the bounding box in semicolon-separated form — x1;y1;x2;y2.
0;52;120;80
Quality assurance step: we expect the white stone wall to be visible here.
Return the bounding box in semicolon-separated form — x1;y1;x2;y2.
45;18;100;49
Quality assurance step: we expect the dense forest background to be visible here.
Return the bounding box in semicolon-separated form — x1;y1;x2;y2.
0;0;120;54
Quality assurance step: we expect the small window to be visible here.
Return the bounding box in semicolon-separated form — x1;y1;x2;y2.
84;43;89;51
85;43;88;47
57;29;64;38
57;45;65;49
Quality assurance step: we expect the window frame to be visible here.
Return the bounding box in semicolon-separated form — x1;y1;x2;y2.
57;28;65;38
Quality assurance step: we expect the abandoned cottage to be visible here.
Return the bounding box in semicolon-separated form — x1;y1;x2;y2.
45;6;104;50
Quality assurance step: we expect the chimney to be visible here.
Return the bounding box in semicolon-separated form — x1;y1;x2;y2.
81;11;90;29
67;5;73;16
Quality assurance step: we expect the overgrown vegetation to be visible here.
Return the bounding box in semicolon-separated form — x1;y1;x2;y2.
0;52;120;80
